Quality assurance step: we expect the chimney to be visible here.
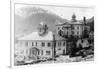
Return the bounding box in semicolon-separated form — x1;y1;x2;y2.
83;16;86;25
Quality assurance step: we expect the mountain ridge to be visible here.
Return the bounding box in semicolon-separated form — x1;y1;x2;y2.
15;7;94;38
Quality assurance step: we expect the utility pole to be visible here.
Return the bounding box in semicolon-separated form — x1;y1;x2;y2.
53;34;56;60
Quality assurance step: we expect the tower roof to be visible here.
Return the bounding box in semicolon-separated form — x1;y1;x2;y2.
71;13;77;22
72;13;76;19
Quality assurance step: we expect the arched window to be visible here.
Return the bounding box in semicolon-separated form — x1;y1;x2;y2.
58;30;62;36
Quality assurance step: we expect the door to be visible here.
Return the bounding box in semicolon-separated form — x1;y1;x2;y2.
29;47;39;60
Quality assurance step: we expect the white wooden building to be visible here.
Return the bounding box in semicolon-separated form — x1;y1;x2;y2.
15;22;67;63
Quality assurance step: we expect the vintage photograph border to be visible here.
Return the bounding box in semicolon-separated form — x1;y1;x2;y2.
10;2;95;69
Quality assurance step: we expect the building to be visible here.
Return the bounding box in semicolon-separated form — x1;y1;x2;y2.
54;34;67;56
15;22;67;64
56;14;90;39
56;22;72;38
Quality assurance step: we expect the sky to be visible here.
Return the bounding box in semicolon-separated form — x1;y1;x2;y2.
15;4;94;20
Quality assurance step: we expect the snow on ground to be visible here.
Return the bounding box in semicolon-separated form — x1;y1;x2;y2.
15;55;94;65
39;55;94;64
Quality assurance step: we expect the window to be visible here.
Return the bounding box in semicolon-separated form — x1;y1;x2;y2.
41;42;45;47
41;50;43;55
36;42;37;46
63;41;66;46
58;48;61;50
58;42;59;46
58;30;62;36
46;51;51;55
58;42;61;47
72;31;74;35
32;42;34;46
25;42;28;46
66;31;68;35
63;49;65;54
77;31;79;35
77;26;79;29
72;26;74;29
48;43;51;47
26;50;28;54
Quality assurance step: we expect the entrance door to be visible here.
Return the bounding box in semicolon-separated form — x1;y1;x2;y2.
30;48;39;60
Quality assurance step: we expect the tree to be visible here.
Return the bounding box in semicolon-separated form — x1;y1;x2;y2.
83;28;89;38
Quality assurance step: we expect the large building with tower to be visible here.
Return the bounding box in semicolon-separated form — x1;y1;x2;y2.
56;14;90;39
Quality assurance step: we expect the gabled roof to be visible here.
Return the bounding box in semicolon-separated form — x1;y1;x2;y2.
18;31;53;41
56;20;84;26
56;20;70;26
69;21;83;25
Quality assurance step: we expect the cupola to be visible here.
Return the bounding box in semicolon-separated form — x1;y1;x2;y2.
38;22;48;36
71;13;77;22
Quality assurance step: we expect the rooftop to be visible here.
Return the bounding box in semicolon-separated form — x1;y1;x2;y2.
18;31;53;41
